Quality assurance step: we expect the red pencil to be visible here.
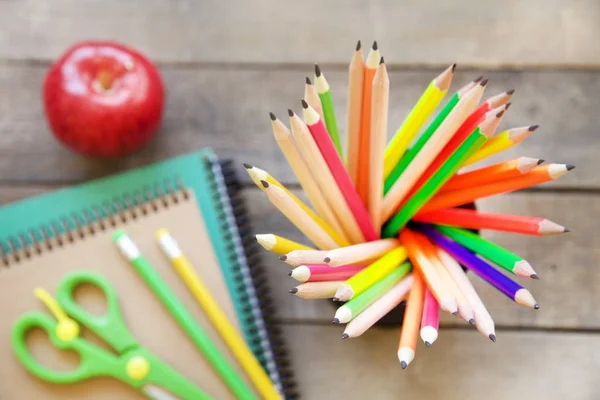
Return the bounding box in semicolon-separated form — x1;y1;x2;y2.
288;264;364;283
301;100;378;241
413;208;569;236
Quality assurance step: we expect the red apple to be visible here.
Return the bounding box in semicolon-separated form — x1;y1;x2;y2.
43;41;165;157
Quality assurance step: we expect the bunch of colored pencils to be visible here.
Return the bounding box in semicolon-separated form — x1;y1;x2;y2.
246;41;573;369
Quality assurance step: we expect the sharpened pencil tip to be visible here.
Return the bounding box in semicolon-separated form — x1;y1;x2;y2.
469;318;475;325
496;110;505;118
253;235;258;241
268;112;276;121
332;318;340;324
505;102;512;110
529;124;539;131
332;297;339;302
400;361;407;369
305;76;311;85
566;165;576;171
243;163;253;169
372;41;378;50
342;333;350;339
473;75;483;83
323;257;331;263
279;255;287;261
289;288;298;294
564;228;571;233
506;89;515;95
301;99;309;109
489;334;497;342
314;64;321;77
356;40;361;51
538;159;545;165
534;303;540;310
287;271;292;276
452;63;457;72
379;56;385;65
452;311;458;316
480;78;489;87
287;108;294;117
531;274;540;280
260;180;269;189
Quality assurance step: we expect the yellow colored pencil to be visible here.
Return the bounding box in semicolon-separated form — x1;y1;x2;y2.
156;229;282;400
254;233;315;255
244;163;349;247
462;125;539;166
383;64;455;178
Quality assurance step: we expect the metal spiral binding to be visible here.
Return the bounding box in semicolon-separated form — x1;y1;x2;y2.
203;156;298;399
0;181;191;267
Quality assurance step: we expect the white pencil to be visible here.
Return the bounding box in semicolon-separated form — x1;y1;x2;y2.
323;239;401;267
290;281;343;299
280;250;329;267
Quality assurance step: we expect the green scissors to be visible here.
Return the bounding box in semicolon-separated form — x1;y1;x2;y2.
11;270;213;400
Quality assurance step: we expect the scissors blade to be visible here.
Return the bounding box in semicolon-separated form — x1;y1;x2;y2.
142;384;183;400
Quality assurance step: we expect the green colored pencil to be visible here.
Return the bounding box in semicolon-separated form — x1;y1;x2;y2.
315;64;343;159
333;262;412;324
112;231;256;400
382;128;487;237
433;225;538;278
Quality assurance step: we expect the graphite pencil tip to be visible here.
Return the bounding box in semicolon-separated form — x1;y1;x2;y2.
452;311;458;316
305;76;311;85
332;318;340;324
564;228;571;233
279;255;287;261
379;56;385;65
534;303;540;310
489;334;497;342
452;63;457;72
253;235;258;241
301;99;309;109
400;361;407;369
289;288;298;294
323;257;331;263
332;297;340;302
287;108;294;117
496;110;505;118
469;318;475;325
342;333;350;339
425;341;431;347
529;124;539;131
287;271;292;276
356;40;362;51
480;78;489;87
314;64;321;77
473;75;484;83
505;102;512;110
260;180;269;189
243;163;253;169
372;41;378;50
566;165;576;171
269;112;276;121
531;274;540;280
506;88;515;95
538;159;546;165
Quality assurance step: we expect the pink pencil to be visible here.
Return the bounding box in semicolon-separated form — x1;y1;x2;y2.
301;99;379;241
289;264;364;283
420;287;440;347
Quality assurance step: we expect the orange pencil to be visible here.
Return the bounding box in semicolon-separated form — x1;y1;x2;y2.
440;156;544;193
419;164;575;214
356;41;381;207
398;271;425;369
346;41;365;185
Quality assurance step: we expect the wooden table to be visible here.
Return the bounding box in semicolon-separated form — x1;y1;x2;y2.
1;1;599;399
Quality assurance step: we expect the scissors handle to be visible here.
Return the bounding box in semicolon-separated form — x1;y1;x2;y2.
11;312;124;384
56;271;138;353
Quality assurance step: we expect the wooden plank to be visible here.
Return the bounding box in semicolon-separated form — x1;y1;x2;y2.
282;324;600;400
246;189;600;329
0;0;599;67
0;65;596;187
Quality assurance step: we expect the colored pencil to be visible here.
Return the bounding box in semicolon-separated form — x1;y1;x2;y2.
245;163;349;247
314;64;343;158
435;247;496;341
343;274;414;339
289;264;364;283
382;79;487;221
459;89;512;137
399;229;458;314
356;41;381;206
280;250;329;267
463;125;539;166
260;181;338;250
420;288;440;347
383;64;455;178
440;156;544;193
333;262;412;324
156;229;281;400
419;164;575;214
304;77;324;122
302;100;378;242
382;118;491;236
433;225;538;278
398;271;426;369
368;58;389;232
413;208;568;236
346;40;365;186
255;233;314;254
290;281;344;299
270;113;348;240
333;247;408;302
421;225;539;309
383;76;482;195
323;238;400;267
289;110;365;244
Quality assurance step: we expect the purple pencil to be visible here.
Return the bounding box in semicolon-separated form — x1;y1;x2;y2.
418;224;539;310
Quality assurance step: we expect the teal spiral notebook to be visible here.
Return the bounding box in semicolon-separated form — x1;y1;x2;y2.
0;148;297;399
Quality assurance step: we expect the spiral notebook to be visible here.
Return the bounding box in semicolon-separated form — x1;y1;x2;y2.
0;149;297;399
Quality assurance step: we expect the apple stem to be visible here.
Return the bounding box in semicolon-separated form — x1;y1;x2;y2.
96;70;114;91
